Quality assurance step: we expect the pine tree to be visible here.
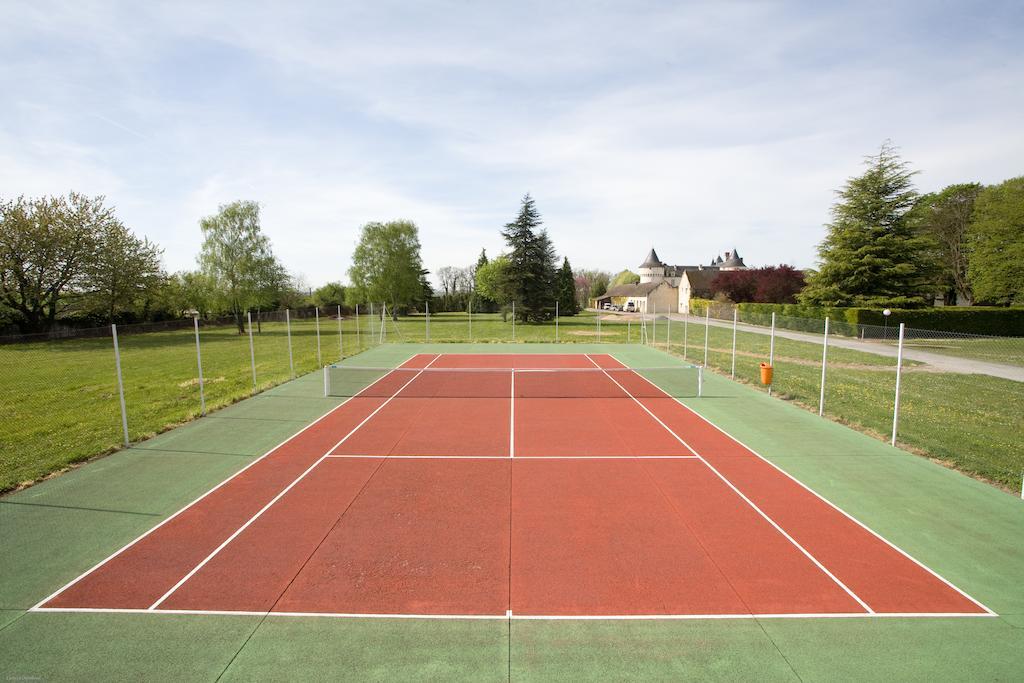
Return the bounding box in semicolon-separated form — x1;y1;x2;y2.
800;142;933;307
501;194;557;321
557;257;578;315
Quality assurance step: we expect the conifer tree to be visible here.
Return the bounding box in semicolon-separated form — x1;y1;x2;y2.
800;142;932;307
501;194;557;321
557;257;578;315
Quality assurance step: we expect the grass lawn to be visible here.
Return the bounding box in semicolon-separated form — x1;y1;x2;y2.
0;310;1021;492
665;320;1024;488
891;336;1024;367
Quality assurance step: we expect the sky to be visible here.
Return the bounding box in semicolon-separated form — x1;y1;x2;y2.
2;1;1022;289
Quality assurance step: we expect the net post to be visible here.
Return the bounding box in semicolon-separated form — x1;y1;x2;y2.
111;324;130;447
730;308;737;379
323;365;329;397
703;307;710;367
247;310;256;390
193;315;206;416
555;300;559;342
315;306;322;367
286;309;295;378
768;311;776;396
355;304;361;351
891;322;905;446
337;305;343;359
818;316;829;416
425;300;430;343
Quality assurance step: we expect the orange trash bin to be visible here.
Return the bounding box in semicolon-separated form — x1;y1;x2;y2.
759;362;773;385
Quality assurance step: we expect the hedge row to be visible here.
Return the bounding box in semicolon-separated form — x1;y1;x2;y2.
696;301;1024;337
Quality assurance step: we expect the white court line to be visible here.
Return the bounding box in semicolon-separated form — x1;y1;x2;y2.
147;354;442;610
322;455;702;460
510;368;515;458
606;352;997;617
29;354;420;612
30;606;994;620
584;354;874;615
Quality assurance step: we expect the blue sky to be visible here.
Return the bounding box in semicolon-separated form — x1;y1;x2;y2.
2;1;1022;287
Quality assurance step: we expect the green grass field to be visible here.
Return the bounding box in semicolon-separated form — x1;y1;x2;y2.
0;311;1021;492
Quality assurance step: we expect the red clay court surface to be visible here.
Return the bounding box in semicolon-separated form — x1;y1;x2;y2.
34;353;993;619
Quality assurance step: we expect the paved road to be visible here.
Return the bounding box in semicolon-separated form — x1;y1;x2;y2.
595;310;1024;382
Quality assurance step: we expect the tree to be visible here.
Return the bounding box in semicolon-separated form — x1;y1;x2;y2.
800;142;933;307
199;201;285;333
910;183;982;304
557;257;578;315
472;249;496;313
573;269;611;309
348;220;425;318
475;255;514;319
967;177;1024;305
313;282;347;309
611;269;640;286
0;193;117;332
710;266;805;304
84;220;164;322
500;194;557;322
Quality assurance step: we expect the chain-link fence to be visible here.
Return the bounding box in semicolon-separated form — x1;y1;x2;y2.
671;302;1024;493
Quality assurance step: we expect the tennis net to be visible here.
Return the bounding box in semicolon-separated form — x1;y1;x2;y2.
324;365;703;399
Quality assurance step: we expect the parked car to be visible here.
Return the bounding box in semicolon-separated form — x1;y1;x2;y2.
624;302;636;312
602;303;612;310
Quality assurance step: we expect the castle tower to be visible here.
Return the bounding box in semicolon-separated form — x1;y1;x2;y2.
638;248;666;283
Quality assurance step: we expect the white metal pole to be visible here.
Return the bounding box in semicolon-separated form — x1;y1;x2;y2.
703;307;710;367
323;365;329;397
597;310;601;341
247;311;256;390
193;316;206;416
555;300;559;342
286;309;294;378
730;309;737;379
683;313;688;360
469;298;473;341
666;313;671;351
355;304;360;351
891;323;905;446
111;324;129;446
315;307;322;367
627;319;631;342
652;301;656;346
697;365;704;397
425;300;430;343
818;316;829;416
379;304;386;343
768;312;776;396
337;305;343;359
512;301;516;341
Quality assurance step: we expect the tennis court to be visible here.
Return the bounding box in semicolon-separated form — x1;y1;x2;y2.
33;353;991;620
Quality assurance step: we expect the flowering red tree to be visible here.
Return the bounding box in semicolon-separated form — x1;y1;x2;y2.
711;265;805;303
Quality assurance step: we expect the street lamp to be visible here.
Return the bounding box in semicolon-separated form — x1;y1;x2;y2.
883;308;892;340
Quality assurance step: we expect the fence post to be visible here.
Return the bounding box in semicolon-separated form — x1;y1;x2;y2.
355;304;361;351
652;302;656;346
683;312;688;360
315;307;322;367
425;300;430;343
469;298;473;341
555;300;559;342
111;324;129;447
596;310;601;341
286;309;294;378
627;319;631;342
697;365;704;397
703;308;710;367
379;304;386;343
667;312;672;351
731;308;737;378
247;311;257;390
337;305;343;359
768;312;776;396
818;316;829;416
193;315;206;416
891;322;905;446
323;365;329;397
512;301;516;341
